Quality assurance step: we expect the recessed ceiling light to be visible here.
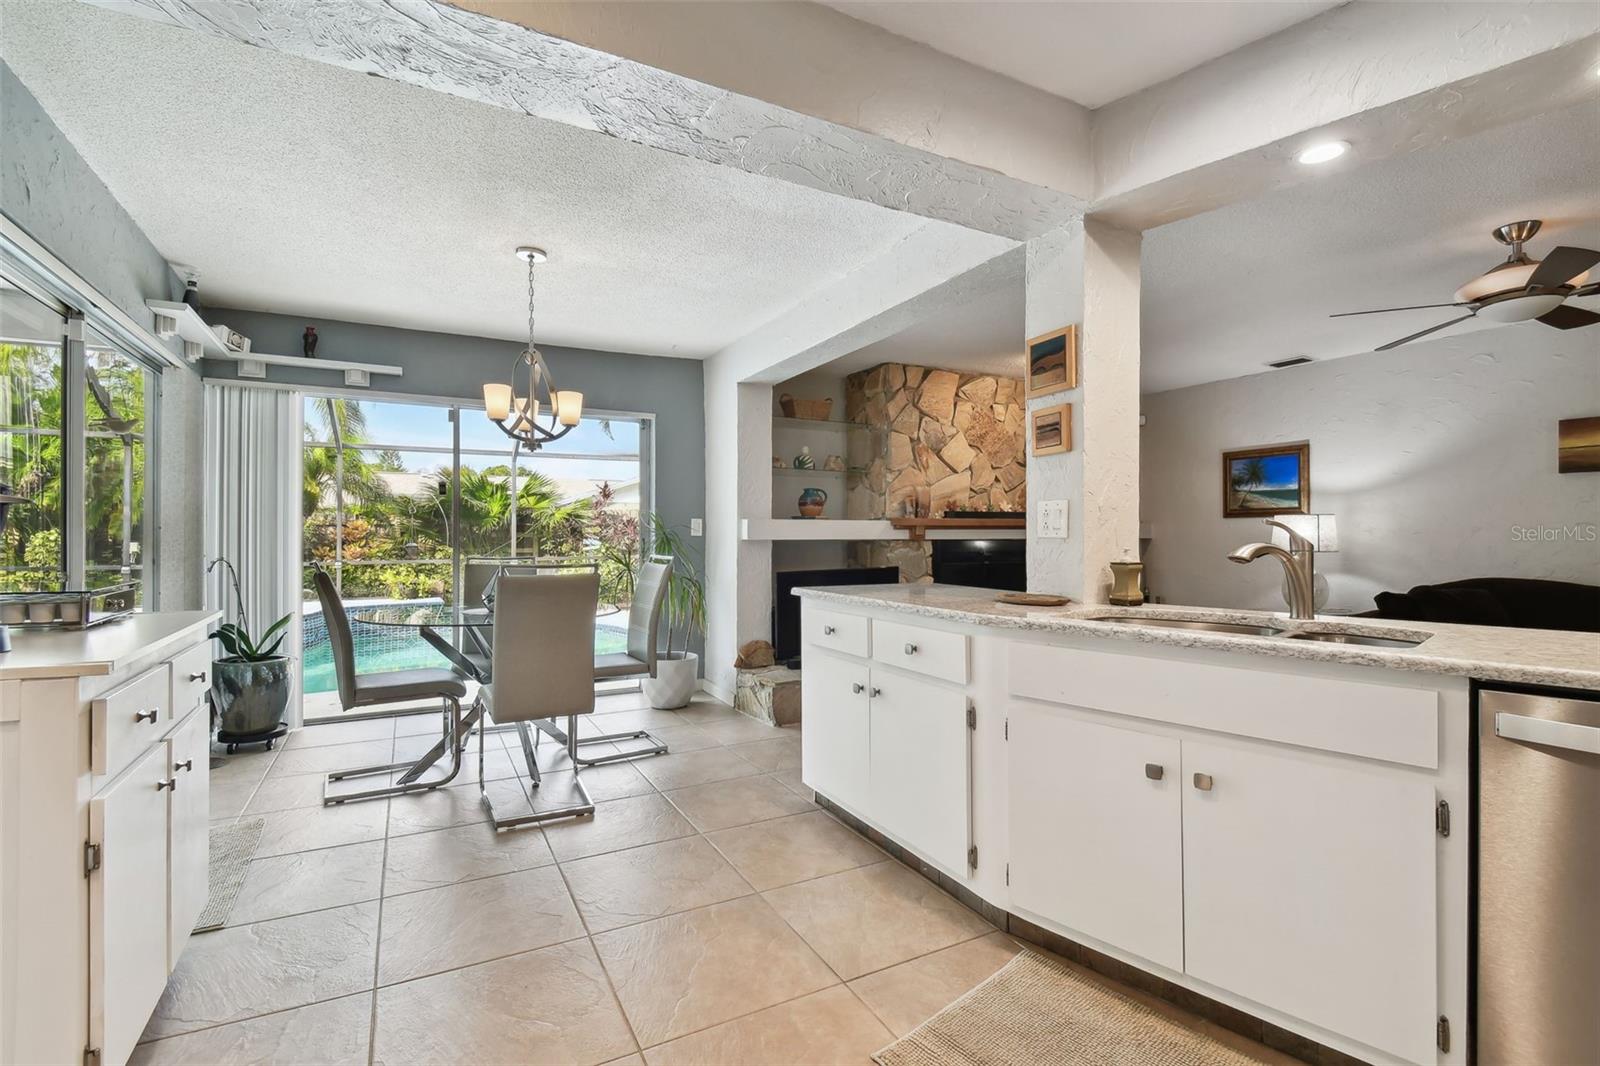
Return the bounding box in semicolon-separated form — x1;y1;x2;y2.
1297;141;1349;165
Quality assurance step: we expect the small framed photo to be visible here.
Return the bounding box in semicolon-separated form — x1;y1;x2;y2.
1031;403;1072;457
1222;441;1310;518
1557;416;1600;473
1026;325;1077;398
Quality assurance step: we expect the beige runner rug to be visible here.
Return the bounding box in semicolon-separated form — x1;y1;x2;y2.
874;949;1268;1066
193;817;265;933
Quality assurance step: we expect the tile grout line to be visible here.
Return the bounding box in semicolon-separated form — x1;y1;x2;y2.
366;792;393;1066
546;840;649;1059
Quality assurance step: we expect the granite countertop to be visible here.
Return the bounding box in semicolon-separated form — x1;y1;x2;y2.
0;610;221;680
795;584;1600;691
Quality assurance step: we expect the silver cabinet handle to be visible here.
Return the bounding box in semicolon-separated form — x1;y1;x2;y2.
1495;712;1600;755
188;671;207;683
904;642;919;655
134;708;158;724
851;682;865;694
175;759;193;773
870;687;883;698
1145;763;1164;781
1193;772;1214;792
156;779;177;792
823;625;836;635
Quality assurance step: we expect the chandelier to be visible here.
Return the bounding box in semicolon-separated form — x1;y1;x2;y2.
482;246;582;450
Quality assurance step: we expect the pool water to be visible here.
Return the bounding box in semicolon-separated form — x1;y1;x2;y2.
302;615;631;694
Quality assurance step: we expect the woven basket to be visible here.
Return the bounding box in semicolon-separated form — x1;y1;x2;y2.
779;393;834;420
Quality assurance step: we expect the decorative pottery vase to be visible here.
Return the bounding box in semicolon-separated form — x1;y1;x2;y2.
211;656;292;738
643;652;700;709
792;446;815;470
797;487;828;518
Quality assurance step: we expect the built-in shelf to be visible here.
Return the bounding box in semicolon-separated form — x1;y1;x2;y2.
741;518;1025;542
890;516;1026;541
772;466;866;478
772;416;882;433
147;300;404;387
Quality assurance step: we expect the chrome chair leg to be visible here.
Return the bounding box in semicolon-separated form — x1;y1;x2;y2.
324;697;464;805
532;717;668;766
481;709;595;830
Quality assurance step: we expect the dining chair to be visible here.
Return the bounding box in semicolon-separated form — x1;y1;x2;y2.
473;570;600;828
311;566;469;805
577;553;674;764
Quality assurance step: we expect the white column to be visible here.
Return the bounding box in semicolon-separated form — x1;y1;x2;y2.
1025;219;1141;601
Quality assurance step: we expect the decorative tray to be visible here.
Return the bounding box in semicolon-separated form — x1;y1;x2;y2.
0;582;140;630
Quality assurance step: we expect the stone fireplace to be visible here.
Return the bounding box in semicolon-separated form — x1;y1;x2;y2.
844;362;1027;582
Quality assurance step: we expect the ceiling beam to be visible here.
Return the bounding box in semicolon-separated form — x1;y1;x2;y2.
80;0;1082;242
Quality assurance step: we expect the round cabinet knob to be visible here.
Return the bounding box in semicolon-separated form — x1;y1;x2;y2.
823;625;836;635
188;671;207;683
851;682;865;694
870;687;883;698
1193;772;1214;792
134;709;158;724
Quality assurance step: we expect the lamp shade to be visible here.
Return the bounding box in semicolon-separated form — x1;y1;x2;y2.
483;383;512;421
555;391;583;427
1272;513;1338;552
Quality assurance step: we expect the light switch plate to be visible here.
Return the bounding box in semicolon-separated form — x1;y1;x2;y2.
690;518;703;536
1039;500;1069;539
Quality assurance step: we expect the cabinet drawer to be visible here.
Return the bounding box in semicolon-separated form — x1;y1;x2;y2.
804;607;870;658
170;641;212;713
872;618;968;685
93;664;172;779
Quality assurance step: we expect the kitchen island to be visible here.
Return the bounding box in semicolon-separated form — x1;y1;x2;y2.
0;611;220;1066
796;584;1598;1066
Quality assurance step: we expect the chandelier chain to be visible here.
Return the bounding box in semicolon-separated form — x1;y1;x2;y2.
527;253;537;352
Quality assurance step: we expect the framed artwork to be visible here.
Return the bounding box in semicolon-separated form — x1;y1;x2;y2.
1026;325;1077;398
1222;441;1310;517
1557;417;1600;473
1031;403;1072;457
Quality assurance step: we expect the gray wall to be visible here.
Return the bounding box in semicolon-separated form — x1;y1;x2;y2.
1;60;205;611
202;308;709;656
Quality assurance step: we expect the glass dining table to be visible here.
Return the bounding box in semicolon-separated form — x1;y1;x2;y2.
348;600;645;790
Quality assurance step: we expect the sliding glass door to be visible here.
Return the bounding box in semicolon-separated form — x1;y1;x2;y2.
300;393;648;720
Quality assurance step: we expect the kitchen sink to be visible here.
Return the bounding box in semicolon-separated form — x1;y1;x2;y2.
1086;615;1282;637
1281;630;1425;649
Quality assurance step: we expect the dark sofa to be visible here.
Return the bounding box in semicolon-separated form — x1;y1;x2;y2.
1360;577;1600;633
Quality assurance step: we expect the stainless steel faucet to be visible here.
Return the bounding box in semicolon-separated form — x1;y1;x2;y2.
1228;518;1316;620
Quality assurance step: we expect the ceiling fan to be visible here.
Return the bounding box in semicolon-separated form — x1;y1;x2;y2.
1331;220;1600;351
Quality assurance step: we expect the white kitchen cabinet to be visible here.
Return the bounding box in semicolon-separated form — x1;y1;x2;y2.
1008;706;1183;971
869;669;970;873
801;649;872;813
1182;740;1439;1065
167;708;211;966
89;742;173;1066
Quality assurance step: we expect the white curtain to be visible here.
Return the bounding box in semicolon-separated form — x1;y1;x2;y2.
203;384;305;726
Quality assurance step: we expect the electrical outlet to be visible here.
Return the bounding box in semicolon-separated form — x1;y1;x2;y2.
690;518;703;536
1039;500;1069;539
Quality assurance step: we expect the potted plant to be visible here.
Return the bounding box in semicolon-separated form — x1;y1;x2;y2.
639;516;706;710
206;557;294;750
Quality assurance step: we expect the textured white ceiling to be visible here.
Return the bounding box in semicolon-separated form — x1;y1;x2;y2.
1140;100;1600;394
0;1;966;359
824;1;1340;109
826;250;1024;378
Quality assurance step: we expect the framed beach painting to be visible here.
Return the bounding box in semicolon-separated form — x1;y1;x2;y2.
1223;441;1309;517
1026;325;1077;398
1032;403;1072;457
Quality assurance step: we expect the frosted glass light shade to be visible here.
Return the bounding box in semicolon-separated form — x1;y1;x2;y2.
1272;513;1338;552
1455;262;1537;303
556;391;583;426
483;383;512;420
1476;295;1564;323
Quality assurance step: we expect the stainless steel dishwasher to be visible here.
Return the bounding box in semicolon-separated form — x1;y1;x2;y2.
1475;686;1600;1065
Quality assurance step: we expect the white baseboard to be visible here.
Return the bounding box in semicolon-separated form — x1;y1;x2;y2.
699;677;736;705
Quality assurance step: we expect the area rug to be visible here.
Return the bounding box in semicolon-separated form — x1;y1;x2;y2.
874;948;1267;1066
193;817;264;933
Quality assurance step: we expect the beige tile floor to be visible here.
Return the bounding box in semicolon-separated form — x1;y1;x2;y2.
140;691;1299;1066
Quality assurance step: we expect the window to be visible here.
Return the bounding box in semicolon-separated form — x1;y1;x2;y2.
0;280;66;591
299;394;648;718
85;328;152;601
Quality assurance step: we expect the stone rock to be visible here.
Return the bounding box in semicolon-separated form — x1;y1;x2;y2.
734;640;775;669
953;401;977;433
886;364;905;392
889;465;926;496
862;366;884;393
892;402;921;437
970;451;995;489
998;462;1027;491
886;391;908;420
914;444;952;483
916;370;960;423
867;458;887;492
905;366;925;388
995;378;1018;405
939;432;976;473
959;376;998;409
930;470;972;513
989;483;1009;510
919;417;949;454
888;432;914;470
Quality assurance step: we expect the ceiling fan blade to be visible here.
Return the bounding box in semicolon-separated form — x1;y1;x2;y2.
1527;246;1600;290
1375;313;1476;351
1536;305;1600;330
1329;302;1468;318
1568;282;1599;299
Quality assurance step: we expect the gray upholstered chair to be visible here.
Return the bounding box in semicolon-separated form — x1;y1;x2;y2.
473;570;599;828
312;566;469;805
594;555;672;684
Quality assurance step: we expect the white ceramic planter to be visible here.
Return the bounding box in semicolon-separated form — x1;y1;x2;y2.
643;652;699;709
